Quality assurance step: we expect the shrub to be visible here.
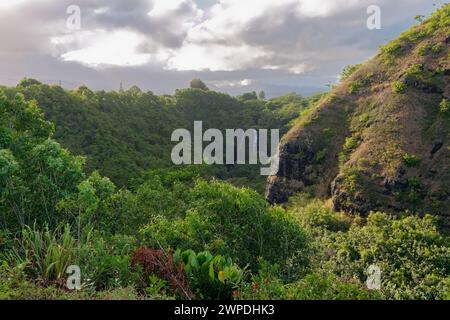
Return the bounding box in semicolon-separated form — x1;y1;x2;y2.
131;247;193;299
284;274;380;300
359;113;370;126
0;263;72;300
348;80;364;94
439;98;450;114
392;81;407;94
174;249;243;299
237;261;378;300
403;153;421;167
405;64;425;79
315;149;327;163
380;40;404;64
320;213;450;299
341;64;362;81
78;233;140;291
235;259;286;300
416;43;433;56
344;137;359;153
288;194;350;233
431;43;444;54
140;179;308;273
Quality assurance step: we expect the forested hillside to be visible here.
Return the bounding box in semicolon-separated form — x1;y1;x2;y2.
1;82;312;191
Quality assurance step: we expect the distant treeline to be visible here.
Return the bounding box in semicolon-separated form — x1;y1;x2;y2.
1;79;321;191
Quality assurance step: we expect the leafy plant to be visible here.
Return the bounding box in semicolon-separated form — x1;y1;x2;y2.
440;98;450;114
344;137;359;153
392;81;407;94
341;64;362;81
403;153;421;167
348;80;364;94
131;247;193;299
78;233;139;291
140;179;308;273
9;224;77;286
174;249;244;299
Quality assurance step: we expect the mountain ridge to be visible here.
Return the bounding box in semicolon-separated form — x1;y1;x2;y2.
266;5;450;228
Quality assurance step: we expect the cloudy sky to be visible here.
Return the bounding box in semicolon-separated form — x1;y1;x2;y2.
0;0;442;97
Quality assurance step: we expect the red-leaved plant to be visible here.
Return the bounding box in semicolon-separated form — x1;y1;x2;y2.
131;247;193;299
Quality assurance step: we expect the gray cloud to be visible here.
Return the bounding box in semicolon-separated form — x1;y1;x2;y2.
0;0;442;97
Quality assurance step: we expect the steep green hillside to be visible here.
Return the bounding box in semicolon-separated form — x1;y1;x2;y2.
266;5;450;227
1;83;311;190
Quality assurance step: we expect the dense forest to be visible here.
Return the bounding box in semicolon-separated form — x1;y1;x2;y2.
0;5;449;300
1;80;315;192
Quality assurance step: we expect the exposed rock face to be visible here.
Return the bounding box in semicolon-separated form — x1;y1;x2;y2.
266;6;450;228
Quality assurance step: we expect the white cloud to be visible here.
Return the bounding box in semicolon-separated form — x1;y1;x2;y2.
295;0;361;17
149;0;198;17
212;78;254;88
56;30;152;67
166;43;267;71
44;0;406;73
0;0;26;10
162;0;367;73
0;0;439;96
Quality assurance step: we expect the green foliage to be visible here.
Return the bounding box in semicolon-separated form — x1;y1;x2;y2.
174;249;243;299
189;79;209;91
237;91;258;101
315;149;327;163
417;42;444;56
380;40;404;64
17;78;42;88
288;194;350;233
392;81;407;94
439;98;450;114
0;262;145;300
344;137;359;153
78;233;140;290
403;153;421;167
284;273;380;300
359;113;370;125
348;80;364;94
8;224;77;285
341;64;362;81
57;171;118;234
2;6;450;300
422;3;450;35
140;179;308;274
238;260;378;300
0;92;85;230
414;15;425;23
332;213;449;299
258;91;266;100
10;83;308;189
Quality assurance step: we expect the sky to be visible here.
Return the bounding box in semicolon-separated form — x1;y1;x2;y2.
0;0;443;97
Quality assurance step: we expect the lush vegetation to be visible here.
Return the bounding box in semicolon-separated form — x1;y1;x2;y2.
0;86;448;300
0;82;310;192
0;5;449;301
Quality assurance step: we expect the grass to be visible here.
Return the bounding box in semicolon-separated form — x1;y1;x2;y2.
8;225;77;285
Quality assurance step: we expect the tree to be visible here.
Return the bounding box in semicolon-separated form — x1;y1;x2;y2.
258;91;266;100
238;91;258;101
189;79;209;91
17;78;42;88
128;85;142;94
0;92;85;230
